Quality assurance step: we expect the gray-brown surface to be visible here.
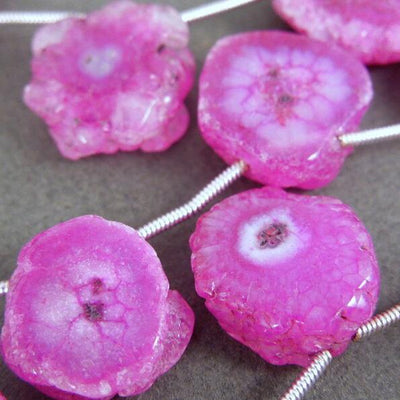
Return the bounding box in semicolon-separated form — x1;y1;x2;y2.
0;1;399;399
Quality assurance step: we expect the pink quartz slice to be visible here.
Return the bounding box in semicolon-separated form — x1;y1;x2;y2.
1;215;194;399
24;1;195;159
190;187;379;366
273;0;400;65
198;31;372;189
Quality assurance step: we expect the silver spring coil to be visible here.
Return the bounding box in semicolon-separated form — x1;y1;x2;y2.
280;350;333;400
353;303;400;342
281;301;400;400
180;0;261;22
0;11;83;24
339;123;400;147
0;1;261;25
137;160;246;240
0;280;9;295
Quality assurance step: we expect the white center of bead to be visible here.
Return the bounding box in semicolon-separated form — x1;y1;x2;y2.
238;209;309;265
79;46;122;79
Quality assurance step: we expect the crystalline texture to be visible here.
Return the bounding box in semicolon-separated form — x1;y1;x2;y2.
1;216;194;399
190;187;380;366
198;31;372;189
273;0;400;65
24;1;195;159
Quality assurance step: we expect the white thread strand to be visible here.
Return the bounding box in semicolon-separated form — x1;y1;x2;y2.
0;280;9;296
0;0;260;25
353;303;400;341
280;351;333;400
339;123;400;147
137;160;246;239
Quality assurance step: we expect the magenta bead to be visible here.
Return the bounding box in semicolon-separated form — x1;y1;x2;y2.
24;1;195;159
190;187;379;366
2;215;194;399
198;31;372;189
273;0;400;65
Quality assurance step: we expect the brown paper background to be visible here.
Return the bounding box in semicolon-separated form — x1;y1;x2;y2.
0;1;399;399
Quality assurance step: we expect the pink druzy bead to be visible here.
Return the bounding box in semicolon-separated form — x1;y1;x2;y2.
198;31;372;189
1;216;194;399
190;187;379;367
273;0;400;65
24;1;195;159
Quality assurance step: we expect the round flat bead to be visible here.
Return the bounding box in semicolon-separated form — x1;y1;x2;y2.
24;1;195;159
1;215;194;399
198;31;372;189
190;187;379;366
273;0;400;65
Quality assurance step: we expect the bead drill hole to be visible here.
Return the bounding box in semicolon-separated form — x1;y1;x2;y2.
257;223;288;248
268;68;279;78
157;44;166;53
91;278;103;294
278;93;294;104
83;302;105;322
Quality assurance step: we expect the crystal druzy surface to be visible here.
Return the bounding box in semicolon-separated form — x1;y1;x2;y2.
1;216;194;399
24;1;195;159
273;0;400;65
190;187;379;366
198;31;372;189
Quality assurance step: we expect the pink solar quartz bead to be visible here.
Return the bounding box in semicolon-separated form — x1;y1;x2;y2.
24;1;195;159
273;0;400;65
1;216;194;400
190;187;380;367
198;31;372;189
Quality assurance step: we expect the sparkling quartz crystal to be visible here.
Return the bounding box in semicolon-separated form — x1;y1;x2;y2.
1;215;194;399
198;31;372;189
24;1;195;159
273;0;400;65
190;187;380;366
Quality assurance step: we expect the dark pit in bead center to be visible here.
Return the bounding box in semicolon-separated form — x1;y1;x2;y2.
83;302;105;322
91;278;104;294
257;223;288;249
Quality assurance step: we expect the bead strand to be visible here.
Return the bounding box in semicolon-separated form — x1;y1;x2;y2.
137;160;246;239
353;302;400;341
280;351;333;400
0;0;260;25
280;302;400;400
339;123;400;147
0;280;8;296
0;11;83;24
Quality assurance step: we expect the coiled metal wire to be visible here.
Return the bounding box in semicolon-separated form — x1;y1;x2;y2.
0;0;261;25
0;11;83;24
0;280;8;295
339;123;400;147
280;302;400;400
137;160;246;239
280;351;333;400
354;303;400;341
